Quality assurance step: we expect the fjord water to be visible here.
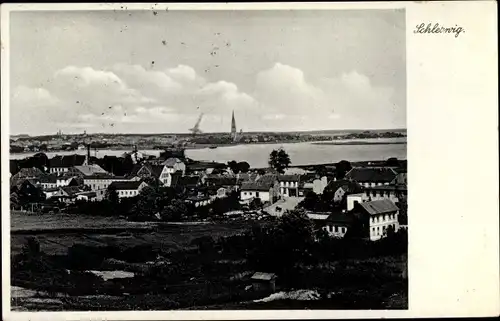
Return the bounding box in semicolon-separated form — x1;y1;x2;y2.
9;138;407;168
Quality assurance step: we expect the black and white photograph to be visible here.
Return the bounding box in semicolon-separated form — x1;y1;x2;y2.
18;1;500;315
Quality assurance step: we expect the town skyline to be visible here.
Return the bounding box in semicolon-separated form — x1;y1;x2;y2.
9;9;406;136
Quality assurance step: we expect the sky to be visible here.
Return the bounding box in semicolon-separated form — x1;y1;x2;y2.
9;9;406;135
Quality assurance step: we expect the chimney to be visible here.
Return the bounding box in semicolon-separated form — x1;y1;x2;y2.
86;144;91;165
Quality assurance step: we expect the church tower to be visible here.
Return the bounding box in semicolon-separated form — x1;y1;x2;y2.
231;110;237;141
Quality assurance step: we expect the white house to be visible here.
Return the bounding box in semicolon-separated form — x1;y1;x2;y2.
43;187;60;200
347;193;368;211
278;175;300;197
108;180;149;199
76;191;97;202
354;199;400;241
240;178;279;203
184;195;212;208
84;174;131;191
162;158;186;175
322;212;354;238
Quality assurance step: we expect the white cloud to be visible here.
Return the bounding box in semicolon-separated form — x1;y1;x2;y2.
10;62;403;134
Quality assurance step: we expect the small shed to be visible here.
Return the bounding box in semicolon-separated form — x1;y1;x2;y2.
251;272;277;293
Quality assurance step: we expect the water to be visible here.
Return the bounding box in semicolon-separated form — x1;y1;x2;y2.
10;138;406;168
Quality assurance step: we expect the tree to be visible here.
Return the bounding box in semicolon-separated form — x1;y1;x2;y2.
161;199;188;221
335;160;352;179
386;157;400;167
237;161;250;173
227;160;239;174
299;191;321;211
105;185;120;205
249;197;263;210
269;148;291;174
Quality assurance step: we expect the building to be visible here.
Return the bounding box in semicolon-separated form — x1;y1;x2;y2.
324;179;364;203
71;164;108;177
129;163;165;183
347;193;367;211
162;157;186;176
76;191;97;202
108;180;149;199
49;155;87;174
83;174;131;191
322;212;354;238
353;199;400;241
240;174;279;203
10;167;44;181
278;175;300;197
344;167;398;187
184;195;212;208
250;272;277;293
363;184;407;205
56;176;81;188
203;176;239;192
53;186;87;204
186;161;226;175
299;176;329;196
39;175;58;190
231;110;237;141
42;187;60;200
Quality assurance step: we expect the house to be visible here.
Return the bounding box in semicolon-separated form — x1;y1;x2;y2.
299;176;329;196
76;191;97;202
352;199;400;241
10;167;44;181
184;195;212;208
53;186;87;204
71;164;108;177
278;175;300;197
307;212;331;227
344;167;398;187
250;272;277;293
129;162;164;180
322;212;354;238
108;180;149;199
49;154;87;173
363;184;407;205
56;175;81;188
83;174;131;191
172;175;201;194
43;187;60;200
186;161;226;175
162;157;186;175
240;175;279;203
203;176;239;192
324;180;364;203
39;175;58;190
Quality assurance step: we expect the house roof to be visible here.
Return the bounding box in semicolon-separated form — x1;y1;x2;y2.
236;173;259;183
185;195;211;202
130;163;164;178
73;164;108;177
163;157;184;167
39;175;58;184
241;181;273;191
251;272;276;281
325;179;363;194
50;154;86;168
43;187;60;193
359;199;399;215
109;180;146;190
256;174;278;185
60;186;84;197
77;191;97;198
84;173;122;180
345;167;398;183
307;213;330;221
278;174;301;182
205;176;238;187
11;167;44;179
187;161;226;171
365;184;407;192
326;212;355;225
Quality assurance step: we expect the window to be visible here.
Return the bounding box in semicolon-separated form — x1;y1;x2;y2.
342;227;346;233
334;226;338;232
256;192;260;198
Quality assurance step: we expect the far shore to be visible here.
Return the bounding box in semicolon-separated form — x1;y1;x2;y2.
311;141;407;146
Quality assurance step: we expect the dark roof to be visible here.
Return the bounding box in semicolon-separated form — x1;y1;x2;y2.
109;180;146;190
365;184;407;192
241;181;273;191
359;199;399;215
50;154;86;168
185;195;211;202
325;179;363;194
39;175;58;184
11;167;44;180
84;173;121;180
60;186;85;197
326;212;354;225
177;176;200;187
187;161;226;171
345;167;398;183
130;163;164;178
278;175;301;182
256;174;278;185
205;176;238;187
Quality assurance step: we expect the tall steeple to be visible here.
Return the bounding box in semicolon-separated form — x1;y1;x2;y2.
231;110;237;140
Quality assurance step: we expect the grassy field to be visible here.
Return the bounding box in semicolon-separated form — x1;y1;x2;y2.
11;212;258;256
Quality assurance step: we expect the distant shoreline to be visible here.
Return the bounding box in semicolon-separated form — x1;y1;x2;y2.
311;141;407;146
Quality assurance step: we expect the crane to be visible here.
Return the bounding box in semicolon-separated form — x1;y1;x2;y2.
189;113;204;135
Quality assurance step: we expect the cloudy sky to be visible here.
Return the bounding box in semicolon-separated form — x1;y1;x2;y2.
10;9;406;135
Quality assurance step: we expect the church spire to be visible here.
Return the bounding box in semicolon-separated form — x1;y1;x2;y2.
231;110;237;141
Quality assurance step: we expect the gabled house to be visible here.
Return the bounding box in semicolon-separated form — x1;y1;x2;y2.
352;199;400;241
53;186;88;204
240;175;279;203
324;179;364;204
109;180;149;199
39;175;58;190
49;154;87;174
162;157;186;175
344;167;398;187
10;167;44;181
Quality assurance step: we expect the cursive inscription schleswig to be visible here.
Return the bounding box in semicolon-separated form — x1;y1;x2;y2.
414;23;464;38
